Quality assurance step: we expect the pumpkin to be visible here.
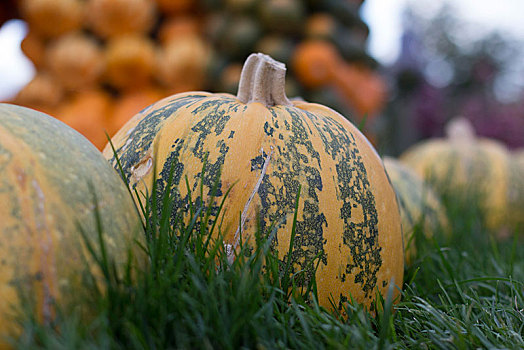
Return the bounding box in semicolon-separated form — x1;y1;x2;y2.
45;33;105;91
110;88;167;136
383;157;449;264
55;90;113;150
507;150;524;232
85;0;156;39
154;0;194;14
20;0;84;38
400;118;512;232
155;35;210;93
305;13;338;41
292;40;385;119
332;63;387;118
157;16;203;46
14;72;64;114
0;103;143;346
292;39;341;89
20;30;46;69
104;35;157;91
104;53;403;313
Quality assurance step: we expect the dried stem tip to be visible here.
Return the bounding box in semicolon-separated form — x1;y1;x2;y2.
237;53;292;107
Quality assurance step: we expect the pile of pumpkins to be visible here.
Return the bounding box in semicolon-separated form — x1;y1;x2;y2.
9;0;385;150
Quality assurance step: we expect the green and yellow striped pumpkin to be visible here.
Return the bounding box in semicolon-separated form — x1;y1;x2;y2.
400;118;511;233
383;156;449;264
508;150;524;233
0;104;144;346
104;53;403;312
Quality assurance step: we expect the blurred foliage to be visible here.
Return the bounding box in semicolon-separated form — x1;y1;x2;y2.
380;4;524;155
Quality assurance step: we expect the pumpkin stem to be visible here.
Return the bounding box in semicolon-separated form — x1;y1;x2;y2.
445;117;476;141
237;53;292;107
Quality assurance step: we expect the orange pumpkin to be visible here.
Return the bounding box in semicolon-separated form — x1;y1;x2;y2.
292;40;341;88
45;33;105;91
20;0;84;38
157;16;203;45
109;88;167;136
104;35;157;91
305;13;338;41
154;0;194;14
332;63;387;117
20;30;46;69
56;90;113;150
155;35;210;93
14;73;64;114
85;0;156;39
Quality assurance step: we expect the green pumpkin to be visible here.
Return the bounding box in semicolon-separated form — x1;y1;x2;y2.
0;104;144;344
383;157;449;264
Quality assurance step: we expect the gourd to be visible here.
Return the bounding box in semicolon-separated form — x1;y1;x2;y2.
507;149;524;232
20;30;46;69
55;89;113;150
155;35;211;93
292;40;386;118
104;53;403;313
400;117;511;232
104;35;157;91
14;72;64;115
110;88;166;136
45;33;105;91
85;0;156;39
383;157;449;263
0;104;144;346
20;0;84;38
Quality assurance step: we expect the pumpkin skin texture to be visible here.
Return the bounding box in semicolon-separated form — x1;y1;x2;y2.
400;118;511;233
383;157;449;264
104;54;403;313
0;104;144;345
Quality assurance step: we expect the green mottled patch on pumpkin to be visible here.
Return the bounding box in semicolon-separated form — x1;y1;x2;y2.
304;109;382;301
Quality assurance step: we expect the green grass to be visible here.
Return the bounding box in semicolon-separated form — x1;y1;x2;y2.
10;164;523;349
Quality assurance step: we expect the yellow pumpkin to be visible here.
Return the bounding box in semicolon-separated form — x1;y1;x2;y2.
400;118;512;232
0;104;144;346
508;149;524;232
104;53;403;313
383;157;449;264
